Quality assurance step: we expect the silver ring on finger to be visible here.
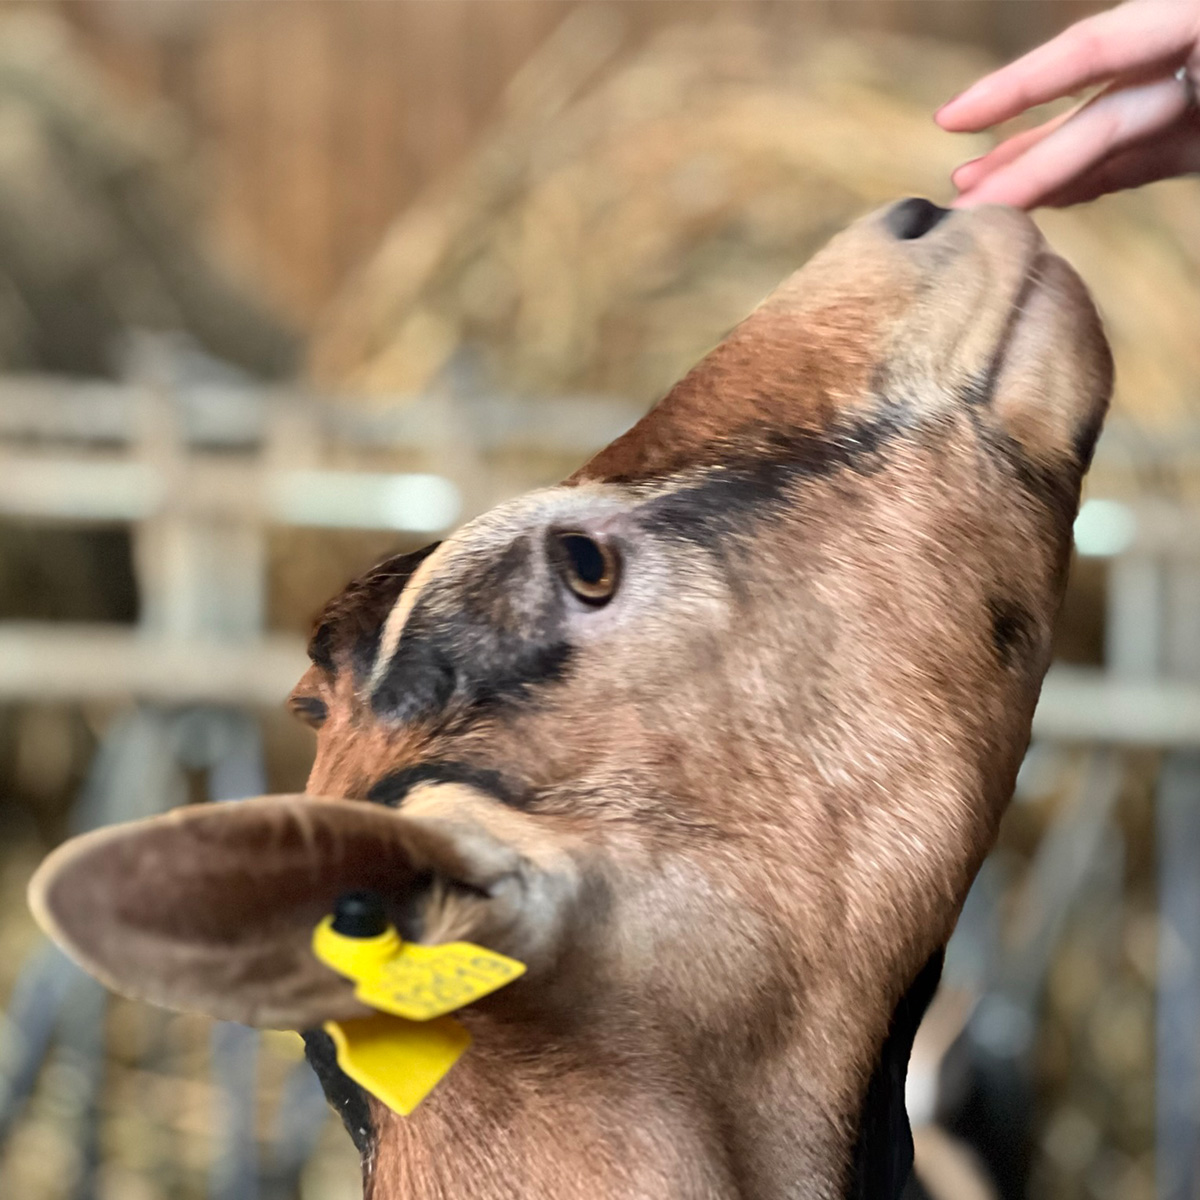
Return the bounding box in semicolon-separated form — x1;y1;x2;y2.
1177;66;1198;114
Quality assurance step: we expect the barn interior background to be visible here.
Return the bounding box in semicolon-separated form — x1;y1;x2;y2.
0;2;1197;1200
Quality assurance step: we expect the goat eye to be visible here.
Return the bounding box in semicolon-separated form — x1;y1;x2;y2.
551;532;619;606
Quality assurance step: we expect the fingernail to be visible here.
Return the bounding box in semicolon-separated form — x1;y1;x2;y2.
936;79;996;128
950;185;989;209
951;157;984;183
956;179;1010;209
935;92;965;119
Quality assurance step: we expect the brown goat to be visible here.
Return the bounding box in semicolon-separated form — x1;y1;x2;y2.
30;198;1111;1200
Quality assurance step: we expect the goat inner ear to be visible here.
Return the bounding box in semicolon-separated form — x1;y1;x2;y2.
27;797;418;1029
28;790;579;1032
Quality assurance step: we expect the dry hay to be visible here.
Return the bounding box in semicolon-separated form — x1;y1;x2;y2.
0;10;296;378
313;10;1200;437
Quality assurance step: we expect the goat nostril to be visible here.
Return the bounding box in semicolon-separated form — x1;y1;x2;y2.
884;197;949;241
331;890;388;938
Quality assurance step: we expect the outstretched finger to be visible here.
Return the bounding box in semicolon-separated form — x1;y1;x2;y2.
936;0;1198;132
1039;123;1200;206
952;70;1194;209
951;105;1080;192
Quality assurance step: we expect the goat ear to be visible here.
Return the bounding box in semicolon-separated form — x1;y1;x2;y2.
28;791;577;1031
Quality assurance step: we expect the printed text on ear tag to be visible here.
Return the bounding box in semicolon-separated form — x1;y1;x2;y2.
356;941;526;1021
312;916;526;1022
323;1014;471;1117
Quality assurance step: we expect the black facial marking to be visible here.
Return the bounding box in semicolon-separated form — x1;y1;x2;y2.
370;634;458;723
371;535;574;727
960;395;1081;533
848;949;944;1200
958;368;998;409
308;543;441;677
955;257;1092;527
957;262;1041;418
1072;404;1106;473
302;1029;374;1156
973;419;1080;530
367;761;525;809
637;411;906;549
372;611;572;726
989;597;1036;668
288;695;328;729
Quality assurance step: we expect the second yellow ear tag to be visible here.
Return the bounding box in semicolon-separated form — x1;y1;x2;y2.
311;891;527;1117
323;1013;471;1117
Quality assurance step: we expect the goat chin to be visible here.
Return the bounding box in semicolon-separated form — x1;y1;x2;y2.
29;198;1111;1200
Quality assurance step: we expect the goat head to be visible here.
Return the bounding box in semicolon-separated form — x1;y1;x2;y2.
30;199;1111;1200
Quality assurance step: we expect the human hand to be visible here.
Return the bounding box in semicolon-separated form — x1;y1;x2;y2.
936;0;1200;208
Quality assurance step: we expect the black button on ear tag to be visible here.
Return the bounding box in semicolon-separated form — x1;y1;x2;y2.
331;890;389;938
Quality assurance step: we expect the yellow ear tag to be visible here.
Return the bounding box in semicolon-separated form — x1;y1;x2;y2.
311;895;525;1116
312;916;526;1021
322;1013;471;1117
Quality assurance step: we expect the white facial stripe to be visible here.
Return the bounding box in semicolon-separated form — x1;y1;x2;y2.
369;538;456;689
367;480;644;693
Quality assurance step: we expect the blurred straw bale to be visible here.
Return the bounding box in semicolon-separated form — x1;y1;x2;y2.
0;8;296;378
312;11;1200;438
